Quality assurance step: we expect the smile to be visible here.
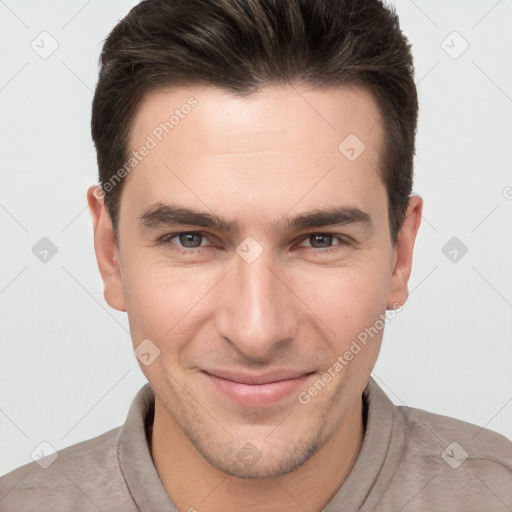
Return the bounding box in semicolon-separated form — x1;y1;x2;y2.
201;370;315;408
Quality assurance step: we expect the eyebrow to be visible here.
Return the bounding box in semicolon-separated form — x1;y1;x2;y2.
138;202;372;233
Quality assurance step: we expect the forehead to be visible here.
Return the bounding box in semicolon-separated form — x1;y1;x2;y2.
121;84;386;229
131;84;382;156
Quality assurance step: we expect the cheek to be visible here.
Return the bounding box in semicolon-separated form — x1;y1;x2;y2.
291;259;391;345
121;257;219;346
121;242;393;366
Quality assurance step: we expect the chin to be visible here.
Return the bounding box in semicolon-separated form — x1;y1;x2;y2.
189;430;325;479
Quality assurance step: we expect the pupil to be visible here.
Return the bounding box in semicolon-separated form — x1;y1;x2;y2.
312;234;332;248
180;233;201;247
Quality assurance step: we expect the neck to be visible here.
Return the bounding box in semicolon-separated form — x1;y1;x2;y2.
150;397;365;512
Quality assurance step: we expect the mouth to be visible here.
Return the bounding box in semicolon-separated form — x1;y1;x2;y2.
201;369;316;408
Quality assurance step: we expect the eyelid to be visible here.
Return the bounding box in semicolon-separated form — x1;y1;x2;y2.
158;231;215;246
297;233;351;247
158;231;353;252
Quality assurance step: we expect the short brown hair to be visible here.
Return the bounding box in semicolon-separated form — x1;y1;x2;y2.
91;0;418;244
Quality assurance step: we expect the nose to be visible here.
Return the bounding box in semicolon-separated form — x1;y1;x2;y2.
214;247;297;360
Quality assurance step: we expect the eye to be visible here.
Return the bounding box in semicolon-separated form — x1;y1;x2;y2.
158;232;212;252
300;233;348;250
305;233;343;249
174;233;205;248
305;234;335;249
156;231;351;257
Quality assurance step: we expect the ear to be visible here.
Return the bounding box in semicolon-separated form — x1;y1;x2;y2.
387;195;423;309
87;185;126;312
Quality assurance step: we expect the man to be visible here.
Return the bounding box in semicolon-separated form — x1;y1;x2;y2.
1;0;511;510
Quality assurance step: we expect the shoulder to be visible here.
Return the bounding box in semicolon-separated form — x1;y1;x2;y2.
400;405;512;472
379;404;512;512
0;427;136;512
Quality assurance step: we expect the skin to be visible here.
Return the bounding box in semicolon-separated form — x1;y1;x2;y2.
87;84;422;512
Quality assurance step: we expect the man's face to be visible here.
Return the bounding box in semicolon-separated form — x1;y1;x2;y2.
90;85;419;478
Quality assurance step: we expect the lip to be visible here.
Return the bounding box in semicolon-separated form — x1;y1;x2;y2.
201;369;315;407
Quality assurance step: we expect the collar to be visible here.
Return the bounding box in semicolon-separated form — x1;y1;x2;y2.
323;377;406;511
118;384;177;512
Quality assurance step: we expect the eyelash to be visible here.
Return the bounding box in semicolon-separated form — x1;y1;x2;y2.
157;232;351;256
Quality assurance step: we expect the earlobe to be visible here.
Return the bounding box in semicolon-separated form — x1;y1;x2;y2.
387;195;423;309
87;186;127;312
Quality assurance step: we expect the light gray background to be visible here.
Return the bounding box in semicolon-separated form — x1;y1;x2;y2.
1;0;511;477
